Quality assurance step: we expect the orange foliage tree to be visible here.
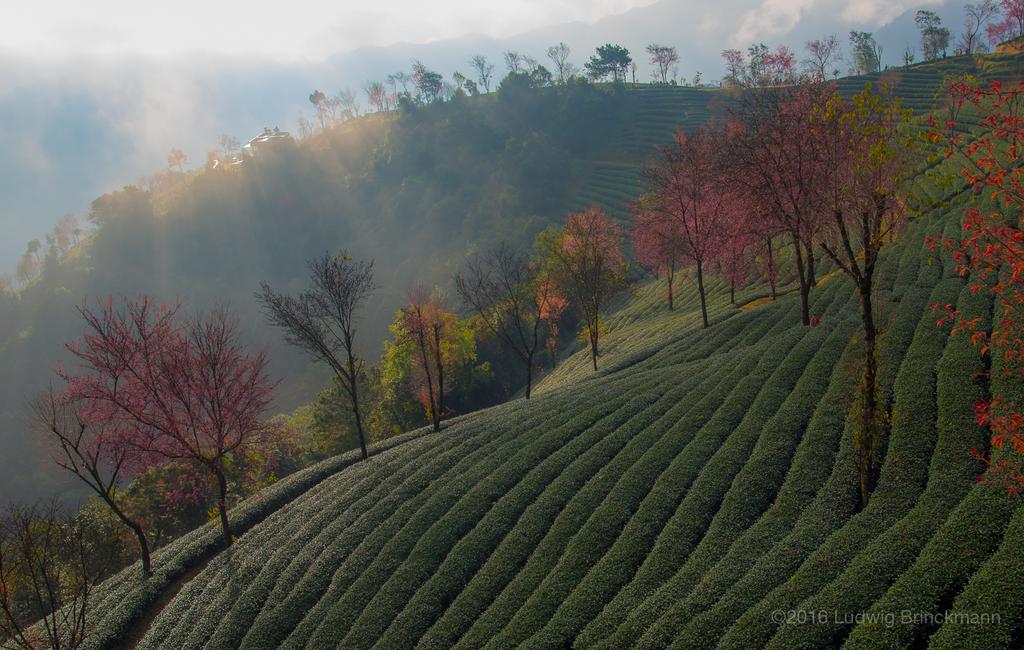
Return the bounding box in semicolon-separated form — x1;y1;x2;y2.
929;79;1024;493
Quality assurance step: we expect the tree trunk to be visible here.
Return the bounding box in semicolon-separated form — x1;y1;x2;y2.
352;396;368;460
346;352;368;460
804;239;816;287
766;236;777;300
216;469;232;544
131;521;152;574
524;352;533;399
730;279;735;305
417;331;440;432
590;324;599;371
105;494;151;575
696;259;709;328
857;277;878;509
433;326;445;429
666;268;675;310
792;233;810;326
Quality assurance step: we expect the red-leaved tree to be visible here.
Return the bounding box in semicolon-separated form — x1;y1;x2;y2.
987;0;1024;44
715;207;755;305
631;200;687;310
541;207;626;370
641;125;732;327
929;79;1024;493
726;82;833;325
537;276;567;369
59;297;277;544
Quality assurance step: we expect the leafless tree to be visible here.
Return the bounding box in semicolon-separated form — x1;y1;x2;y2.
166;148;187;173
258;253;377;459
455;243;556;399
503;50;523;73
0;501;109;650
546;43;575;83
363;81;387;112
469;55;495;92
646;44;679;83
31;390;152;575
959;0;1000;53
218;135;240;158
336;89;360;120
803;35;842;81
391;72;412;95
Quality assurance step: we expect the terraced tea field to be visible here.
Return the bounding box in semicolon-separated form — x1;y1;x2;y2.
567;51;1024;218
76;54;1024;649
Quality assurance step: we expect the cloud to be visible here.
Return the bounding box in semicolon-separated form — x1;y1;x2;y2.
732;0;819;46
840;0;940;24
4;0;659;60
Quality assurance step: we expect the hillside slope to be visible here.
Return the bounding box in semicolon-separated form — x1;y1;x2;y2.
44;53;1024;649
3;52;1022;506
77;157;1024;649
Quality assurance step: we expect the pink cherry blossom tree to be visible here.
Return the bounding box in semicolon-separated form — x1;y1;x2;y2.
57;297;277;545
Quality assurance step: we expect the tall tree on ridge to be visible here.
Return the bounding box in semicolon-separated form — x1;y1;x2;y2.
469;55;494;92
849;31;882;73
964;0;1001;54
916;10;951;61
546;42;576;83
803;35;843;81
585;44;632;82
646;44;679;83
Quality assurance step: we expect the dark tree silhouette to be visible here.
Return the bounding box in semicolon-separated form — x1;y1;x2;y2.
259;253;377;459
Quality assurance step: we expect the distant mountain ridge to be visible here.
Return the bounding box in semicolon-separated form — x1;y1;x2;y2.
0;0;974;270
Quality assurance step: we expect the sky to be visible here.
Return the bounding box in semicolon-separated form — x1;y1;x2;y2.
3;1;661;60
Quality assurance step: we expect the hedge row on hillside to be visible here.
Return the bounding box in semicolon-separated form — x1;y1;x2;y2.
718;278;961;649
764;278;989;648
80;421;443;650
147;432;454;648
142;378;606;646
220;380;597;649
476;339;790;648
239;379;633;649
408;352;745;649
295;369;674;649
658;259;930;649
614;318;854;649
348;361;723;648
141;392;553;649
578;325;820;648
157;419;493;649
839;280;1004;648
928;299;1024;649
459;327;805;649
627;311;860;649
